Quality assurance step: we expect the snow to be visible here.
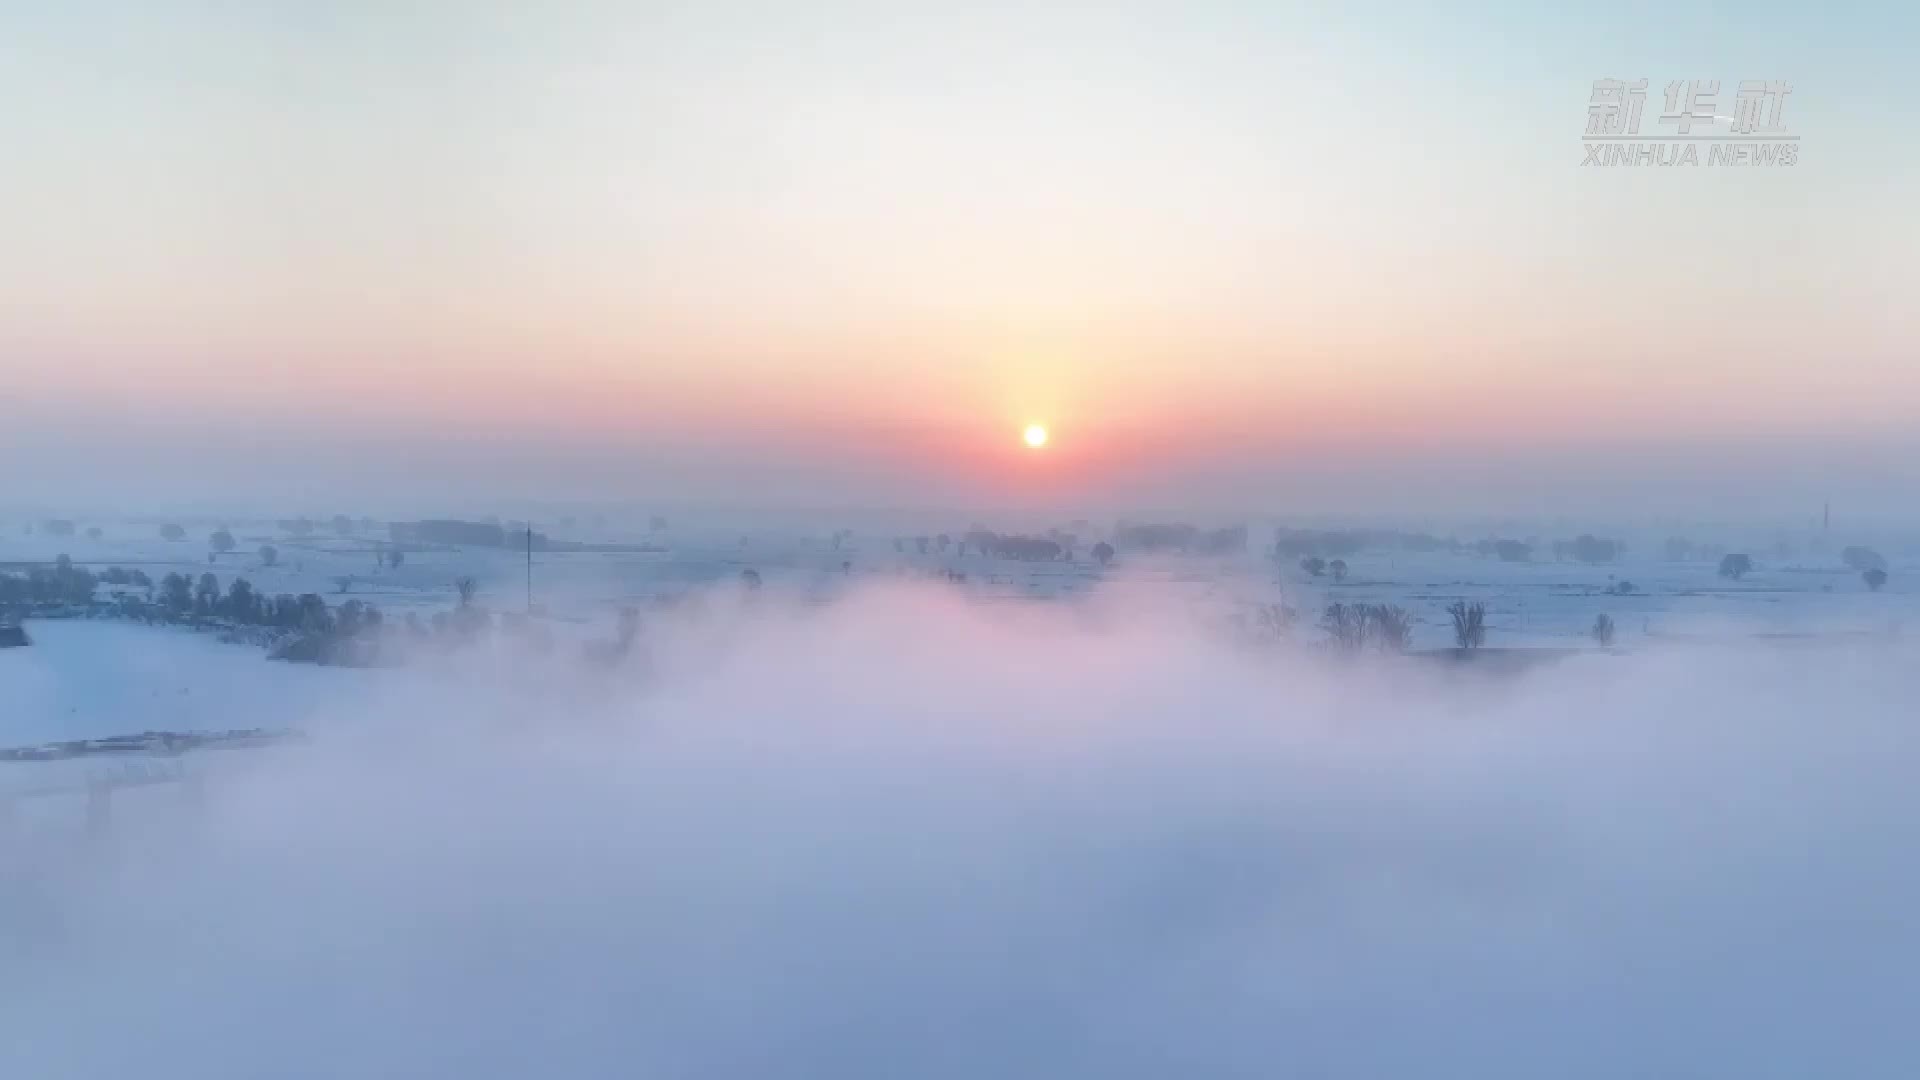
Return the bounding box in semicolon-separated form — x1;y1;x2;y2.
4;517;1913;650
0;620;373;749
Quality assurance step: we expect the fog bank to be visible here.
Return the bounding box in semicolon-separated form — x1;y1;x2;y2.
5;586;1919;1078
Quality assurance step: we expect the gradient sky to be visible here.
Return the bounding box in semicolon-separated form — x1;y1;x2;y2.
2;1;1915;518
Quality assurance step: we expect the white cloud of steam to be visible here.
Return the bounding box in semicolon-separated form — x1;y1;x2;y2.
5;584;1920;1079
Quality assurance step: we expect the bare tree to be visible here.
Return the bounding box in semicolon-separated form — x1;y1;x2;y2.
1864;567;1888;591
1301;556;1327;577
1366;604;1413;652
1249;603;1294;642
1329;559;1348;582
1447;600;1486;648
1592;613;1617;646
454;576;478;606
1321;603;1368;651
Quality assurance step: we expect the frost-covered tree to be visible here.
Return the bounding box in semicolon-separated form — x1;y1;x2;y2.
1567;534;1617;564
194;572;220;615
225;578;257;621
160;572;192;613
1842;546;1888;573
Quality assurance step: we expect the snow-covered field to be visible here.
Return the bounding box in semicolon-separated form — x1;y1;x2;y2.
3;619;379;745
3;517;1913;646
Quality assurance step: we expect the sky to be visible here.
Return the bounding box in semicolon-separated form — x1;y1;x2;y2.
1;1;1915;519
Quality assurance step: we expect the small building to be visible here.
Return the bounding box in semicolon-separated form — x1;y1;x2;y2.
0;624;31;648
390;519;546;549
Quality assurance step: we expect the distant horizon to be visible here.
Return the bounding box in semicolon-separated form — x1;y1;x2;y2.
3;486;1912;541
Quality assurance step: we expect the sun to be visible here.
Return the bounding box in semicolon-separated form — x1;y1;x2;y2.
1023;423;1049;449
